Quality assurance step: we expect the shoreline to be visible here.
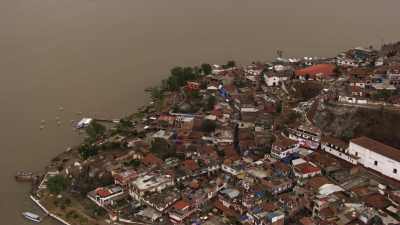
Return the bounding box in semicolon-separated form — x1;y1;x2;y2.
22;41;400;225
30;195;72;225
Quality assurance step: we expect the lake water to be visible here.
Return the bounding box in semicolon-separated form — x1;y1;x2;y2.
1;0;400;224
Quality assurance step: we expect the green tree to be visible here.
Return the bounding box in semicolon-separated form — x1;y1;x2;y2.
183;67;195;80
223;60;236;69
85;121;106;141
201;119;217;133
151;138;176;159
227;60;236;68
206;95;217;111
201;63;212;75
193;66;202;77
187;90;202;100
372;90;393;101
124;159;141;168
79;143;98;160
148;86;163;101
47;175;69;194
117;118;133;131
276;101;283;113
368;215;383;225
166;75;179;91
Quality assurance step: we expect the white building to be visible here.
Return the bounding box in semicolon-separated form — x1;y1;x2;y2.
288;125;321;150
321;136;358;165
129;173;175;200
338;95;368;105
348;137;400;181
87;185;125;207
221;161;243;176
263;72;289;87
271;136;300;159
336;57;359;67
292;158;321;179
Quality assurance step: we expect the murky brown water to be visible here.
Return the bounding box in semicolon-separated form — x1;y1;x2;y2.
1;0;400;224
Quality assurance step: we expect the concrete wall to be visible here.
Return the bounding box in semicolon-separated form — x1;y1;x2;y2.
321;144;358;165
348;142;400;181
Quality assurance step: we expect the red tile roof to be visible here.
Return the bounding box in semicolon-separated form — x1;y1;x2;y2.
96;187;112;198
296;64;336;77
300;217;316;225
363;193;390;209
174;200;190;210
182;160;199;171
142;153;163;166
321;136;348;149
306;176;331;191
213;200;239;218
351;137;400;162
297;163;321;174
273;135;298;150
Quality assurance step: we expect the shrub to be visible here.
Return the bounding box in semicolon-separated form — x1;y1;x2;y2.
47;175;69;194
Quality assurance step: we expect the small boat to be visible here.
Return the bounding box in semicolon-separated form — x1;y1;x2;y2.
22;212;42;223
15;171;35;182
76;118;93;129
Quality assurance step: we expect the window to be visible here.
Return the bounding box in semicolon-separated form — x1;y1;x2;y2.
394;169;397;174
355;152;358;156
374;161;378;166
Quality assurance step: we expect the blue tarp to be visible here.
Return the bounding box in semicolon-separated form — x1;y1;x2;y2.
281;153;299;164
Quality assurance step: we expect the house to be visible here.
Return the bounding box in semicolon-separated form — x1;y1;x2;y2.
271;136;299;159
292;158;321;179
234;94;258;112
247;209;285;225
186;81;200;91
261;178;294;195
152;130;174;140
350;86;364;97
349;78;370;89
169;200;196;223
239;111;258;129
114;169;139;188
338;83;368;104
321;136;357;165
348;67;373;80
295;64;336;80
181;159;199;174
175;116;195;130
158;114;176;126
135;207;162;223
129;173;174;199
217;188;245;216
299;217;317;225
304;176;331;193
272;161;291;177
336;57;358;67
288;124;321;150
213;127;234;144
348;137;400;181
338;94;368;105
263;71;290;87
141;188;180;212
388;65;400;87
87;185;125;207
221;160;244;176
142;153;163;168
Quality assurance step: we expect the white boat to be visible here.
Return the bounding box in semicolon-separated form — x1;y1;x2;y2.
22;212;42;223
76;118;93;129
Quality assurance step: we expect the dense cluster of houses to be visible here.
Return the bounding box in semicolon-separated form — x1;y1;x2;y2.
55;43;400;225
